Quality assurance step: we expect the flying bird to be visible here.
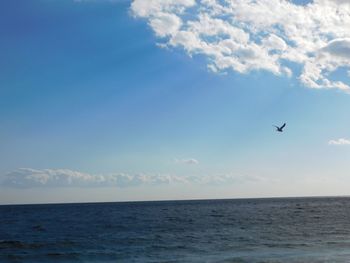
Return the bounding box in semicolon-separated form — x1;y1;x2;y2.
273;123;286;132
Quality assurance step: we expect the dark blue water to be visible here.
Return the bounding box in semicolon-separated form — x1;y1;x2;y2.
1;197;350;262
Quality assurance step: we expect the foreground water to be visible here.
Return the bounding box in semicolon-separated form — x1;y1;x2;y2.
1;197;350;262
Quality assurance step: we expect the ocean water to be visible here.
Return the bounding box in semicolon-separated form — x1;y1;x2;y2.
1;197;350;262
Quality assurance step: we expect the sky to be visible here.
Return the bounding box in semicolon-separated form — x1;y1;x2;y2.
1;0;350;204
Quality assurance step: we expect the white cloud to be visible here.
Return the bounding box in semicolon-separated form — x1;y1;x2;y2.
149;13;182;37
1;168;261;188
325;0;350;5
131;0;195;17
175;158;199;165
131;0;350;91
323;38;350;59
328;138;350;145
1;168;185;188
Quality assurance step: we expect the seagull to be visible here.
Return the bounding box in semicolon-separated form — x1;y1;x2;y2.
273;123;286;132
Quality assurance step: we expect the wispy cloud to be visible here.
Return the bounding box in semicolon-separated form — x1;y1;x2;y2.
1;168;261;188
131;0;350;91
328;138;350;145
175;158;199;165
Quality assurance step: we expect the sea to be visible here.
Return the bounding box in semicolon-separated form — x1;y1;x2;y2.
1;197;350;262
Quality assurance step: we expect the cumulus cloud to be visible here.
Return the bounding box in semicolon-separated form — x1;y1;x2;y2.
131;0;350;91
328;138;350;145
0;168;260;188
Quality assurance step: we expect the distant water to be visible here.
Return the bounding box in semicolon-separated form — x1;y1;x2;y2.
2;197;350;262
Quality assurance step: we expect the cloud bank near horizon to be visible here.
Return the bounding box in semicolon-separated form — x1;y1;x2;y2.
1;168;262;188
131;0;350;91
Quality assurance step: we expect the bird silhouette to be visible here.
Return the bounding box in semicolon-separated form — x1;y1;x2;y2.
273;123;286;132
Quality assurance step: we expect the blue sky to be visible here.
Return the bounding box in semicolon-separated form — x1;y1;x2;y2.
1;0;350;204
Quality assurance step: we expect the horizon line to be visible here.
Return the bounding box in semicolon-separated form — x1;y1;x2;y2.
1;194;350;206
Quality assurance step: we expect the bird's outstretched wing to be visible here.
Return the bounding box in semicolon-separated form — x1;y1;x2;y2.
281;123;286;129
273;125;279;129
